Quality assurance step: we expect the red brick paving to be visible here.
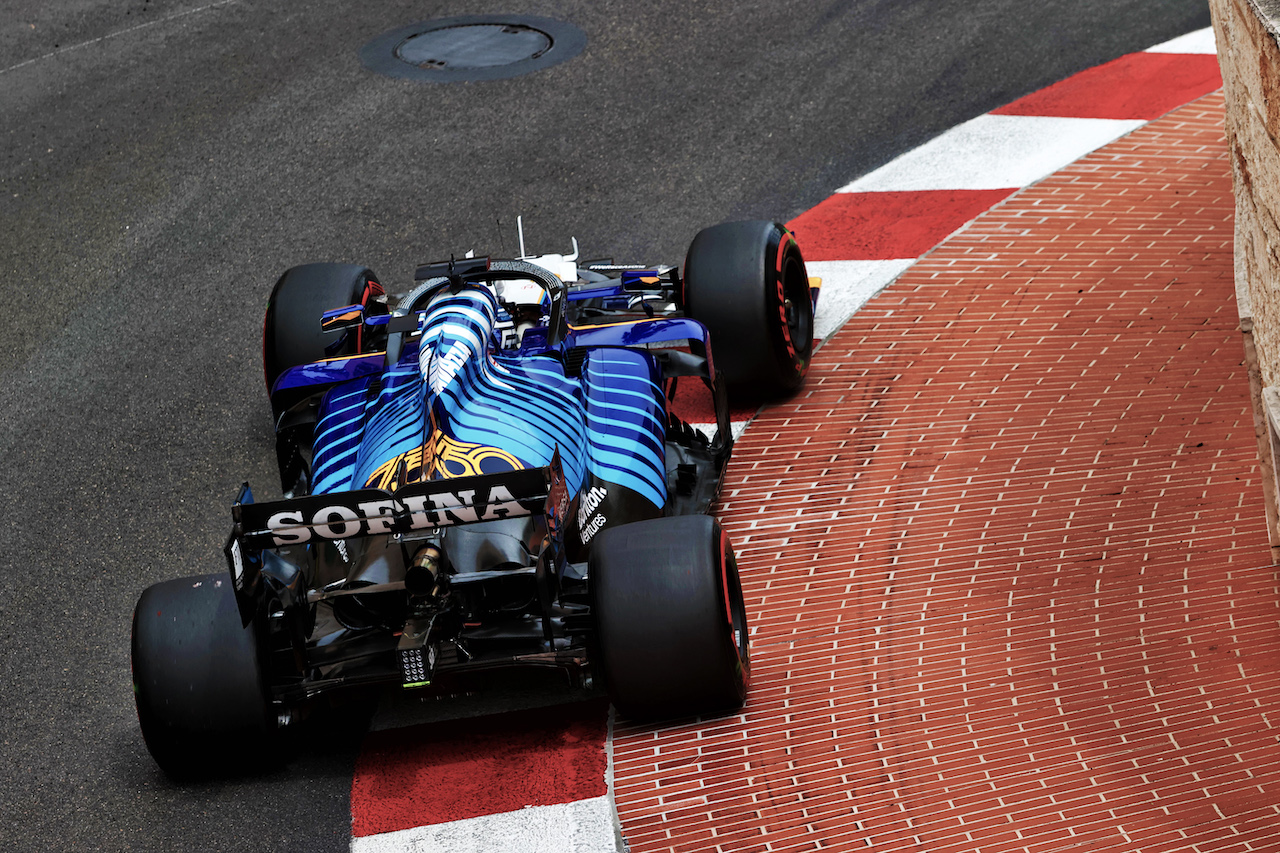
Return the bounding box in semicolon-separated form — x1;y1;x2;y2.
613;91;1280;852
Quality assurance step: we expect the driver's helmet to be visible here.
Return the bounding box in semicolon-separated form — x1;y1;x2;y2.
494;278;553;318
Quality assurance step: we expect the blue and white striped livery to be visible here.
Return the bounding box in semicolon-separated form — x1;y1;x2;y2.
310;285;668;524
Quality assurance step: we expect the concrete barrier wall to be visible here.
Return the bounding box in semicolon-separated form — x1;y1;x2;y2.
1211;0;1280;556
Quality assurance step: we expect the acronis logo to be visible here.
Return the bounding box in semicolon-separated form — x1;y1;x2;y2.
422;338;474;394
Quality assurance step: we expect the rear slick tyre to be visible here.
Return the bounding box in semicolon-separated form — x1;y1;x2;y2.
131;573;273;780
590;515;749;720
683;220;813;399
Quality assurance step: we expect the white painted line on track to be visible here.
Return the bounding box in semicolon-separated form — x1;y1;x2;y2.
1146;27;1218;54
351;797;618;853
838;114;1145;192
0;0;242;76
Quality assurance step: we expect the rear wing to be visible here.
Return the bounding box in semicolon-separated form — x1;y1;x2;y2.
224;454;569;624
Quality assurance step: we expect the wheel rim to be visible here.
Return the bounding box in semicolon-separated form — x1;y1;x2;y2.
781;252;812;358
720;534;750;691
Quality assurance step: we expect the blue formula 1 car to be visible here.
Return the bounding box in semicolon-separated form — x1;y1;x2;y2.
131;220;816;777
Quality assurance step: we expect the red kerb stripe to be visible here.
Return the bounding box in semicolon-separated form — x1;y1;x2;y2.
788;189;1016;262
351;699;609;838
992;52;1221;120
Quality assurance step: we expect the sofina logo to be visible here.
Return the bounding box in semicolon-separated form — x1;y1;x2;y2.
262;486;524;547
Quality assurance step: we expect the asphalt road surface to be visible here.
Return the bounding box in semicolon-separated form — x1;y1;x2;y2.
0;1;1212;850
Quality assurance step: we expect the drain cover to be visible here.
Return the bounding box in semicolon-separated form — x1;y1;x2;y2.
360;15;586;82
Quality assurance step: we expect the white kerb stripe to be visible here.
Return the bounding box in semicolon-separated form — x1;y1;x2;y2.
351;796;620;853
684;261;916;441
809;259;914;342
838;114;1145;192
1145;26;1217;54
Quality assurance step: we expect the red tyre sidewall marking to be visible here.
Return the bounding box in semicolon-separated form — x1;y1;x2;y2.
719;525;748;688
774;231;800;368
718;524;734;632
357;276;385;354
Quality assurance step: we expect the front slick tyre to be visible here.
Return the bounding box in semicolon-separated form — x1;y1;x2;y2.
263;262;385;393
131;573;273;780
590;515;749;720
683;220;813;400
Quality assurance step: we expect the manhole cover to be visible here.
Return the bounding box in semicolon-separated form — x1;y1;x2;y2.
360;15;586;82
398;25;550;69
